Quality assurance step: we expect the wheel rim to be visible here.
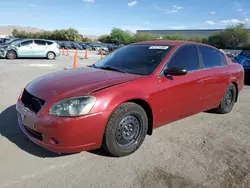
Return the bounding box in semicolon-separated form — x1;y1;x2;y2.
48;53;54;59
8;52;15;59
115;115;142;149
225;88;233;107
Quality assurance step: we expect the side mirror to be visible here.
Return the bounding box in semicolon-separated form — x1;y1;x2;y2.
164;67;187;76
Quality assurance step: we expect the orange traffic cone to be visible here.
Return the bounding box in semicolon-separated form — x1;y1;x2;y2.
100;50;104;59
84;50;88;59
73;49;78;68
62;48;65;55
66;48;69;56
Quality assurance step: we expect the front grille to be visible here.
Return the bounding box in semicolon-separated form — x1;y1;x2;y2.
23;125;43;141
21;89;45;113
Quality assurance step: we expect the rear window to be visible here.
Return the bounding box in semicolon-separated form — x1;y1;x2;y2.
94;44;173;75
199;45;226;68
46;41;53;45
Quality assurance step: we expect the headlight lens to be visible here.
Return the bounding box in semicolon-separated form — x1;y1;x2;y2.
49;96;96;117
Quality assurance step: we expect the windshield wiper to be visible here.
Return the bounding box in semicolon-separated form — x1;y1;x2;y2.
98;66;127;73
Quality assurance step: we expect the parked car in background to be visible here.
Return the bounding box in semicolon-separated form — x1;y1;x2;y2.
79;43;92;50
234;48;250;83
0;38;23;46
234;49;250;70
70;42;83;50
0;38;7;44
0;39;60;59
59;41;72;49
16;40;244;157
88;43;101;51
98;45;109;52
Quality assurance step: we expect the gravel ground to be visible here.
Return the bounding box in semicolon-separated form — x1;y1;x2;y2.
0;54;249;188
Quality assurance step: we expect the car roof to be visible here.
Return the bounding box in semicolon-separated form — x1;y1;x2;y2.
133;40;209;46
20;39;55;43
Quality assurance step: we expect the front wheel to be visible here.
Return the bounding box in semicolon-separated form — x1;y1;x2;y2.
103;102;148;157
215;83;237;114
6;50;17;59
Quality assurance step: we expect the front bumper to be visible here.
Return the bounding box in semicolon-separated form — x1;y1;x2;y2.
0;49;6;58
16;100;111;154
55;51;61;57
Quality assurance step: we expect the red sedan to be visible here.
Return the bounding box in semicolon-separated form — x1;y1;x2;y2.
16;40;244;157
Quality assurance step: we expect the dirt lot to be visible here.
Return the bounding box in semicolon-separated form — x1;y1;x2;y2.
0;54;249;188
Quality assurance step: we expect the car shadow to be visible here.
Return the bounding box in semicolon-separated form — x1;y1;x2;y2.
87;148;114;158
244;72;250;85
0;105;72;158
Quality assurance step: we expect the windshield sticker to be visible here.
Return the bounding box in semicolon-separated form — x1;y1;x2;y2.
149;46;169;50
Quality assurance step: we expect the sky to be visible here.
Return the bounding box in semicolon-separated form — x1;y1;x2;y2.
0;0;249;36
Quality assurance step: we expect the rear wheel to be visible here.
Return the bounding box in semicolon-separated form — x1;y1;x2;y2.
6;50;17;59
215;83;237;114
103;102;148;157
47;52;55;60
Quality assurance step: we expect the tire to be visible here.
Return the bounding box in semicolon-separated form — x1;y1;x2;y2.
47;52;55;60
215;83;237;114
103;102;148;157
6;50;17;59
244;70;250;85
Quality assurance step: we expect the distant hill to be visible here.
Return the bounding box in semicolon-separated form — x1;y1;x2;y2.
0;25;100;40
0;25;45;36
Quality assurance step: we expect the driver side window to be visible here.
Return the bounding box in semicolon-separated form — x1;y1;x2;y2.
167;45;200;72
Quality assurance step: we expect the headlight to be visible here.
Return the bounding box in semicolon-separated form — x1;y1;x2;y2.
49;96;96;117
0;47;6;50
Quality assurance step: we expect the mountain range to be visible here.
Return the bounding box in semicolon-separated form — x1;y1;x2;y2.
0;25;99;39
0;25;44;36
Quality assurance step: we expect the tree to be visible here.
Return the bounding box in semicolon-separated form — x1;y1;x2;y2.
163;34;186;40
98;35;110;43
207;33;226;48
188;36;206;43
207;24;250;49
81;37;92;42
134;33;158;42
224;24;250;48
109;28;134;44
12;29;19;37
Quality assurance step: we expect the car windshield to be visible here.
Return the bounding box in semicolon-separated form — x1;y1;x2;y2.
94;44;173;75
240;50;250;57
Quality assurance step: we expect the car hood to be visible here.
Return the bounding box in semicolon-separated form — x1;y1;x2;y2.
26;67;142;101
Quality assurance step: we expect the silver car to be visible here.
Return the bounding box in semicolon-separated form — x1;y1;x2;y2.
0;39;61;60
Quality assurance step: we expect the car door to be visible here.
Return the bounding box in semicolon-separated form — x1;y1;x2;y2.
33;40;47;57
16;40;34;57
154;44;204;127
198;45;230;111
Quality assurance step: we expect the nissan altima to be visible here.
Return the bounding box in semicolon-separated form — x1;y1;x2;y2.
16;40;244;157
